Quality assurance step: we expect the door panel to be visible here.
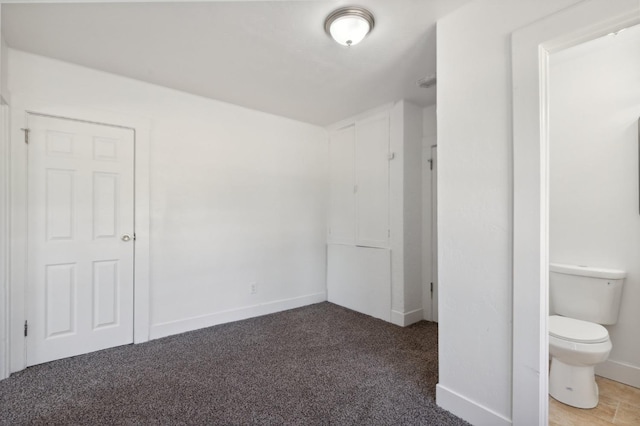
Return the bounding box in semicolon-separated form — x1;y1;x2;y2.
328;126;356;245
355;114;389;248
93;172;118;238
45;263;76;337
327;244;391;322
46;169;75;240
93;260;119;329
27;114;135;366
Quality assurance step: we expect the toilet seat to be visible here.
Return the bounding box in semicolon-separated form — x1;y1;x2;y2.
549;315;609;344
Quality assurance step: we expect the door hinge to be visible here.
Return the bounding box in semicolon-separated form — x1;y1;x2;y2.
24;320;28;337
20;128;30;144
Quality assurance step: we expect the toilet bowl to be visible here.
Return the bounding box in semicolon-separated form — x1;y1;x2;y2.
548;263;625;408
549;314;612;408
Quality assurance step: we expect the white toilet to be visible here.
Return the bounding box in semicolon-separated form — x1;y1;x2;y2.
548;263;625;409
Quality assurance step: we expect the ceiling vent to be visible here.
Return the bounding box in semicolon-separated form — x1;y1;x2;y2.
417;75;437;89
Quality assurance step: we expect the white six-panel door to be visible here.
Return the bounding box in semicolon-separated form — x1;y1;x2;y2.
26;114;135;366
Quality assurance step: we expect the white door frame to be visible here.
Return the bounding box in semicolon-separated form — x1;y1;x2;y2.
430;144;438;322
8;95;151;374
511;1;640;424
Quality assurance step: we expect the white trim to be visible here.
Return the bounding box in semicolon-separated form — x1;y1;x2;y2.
150;292;327;340
391;308;423;327
596;359;640;389
511;1;640;424
436;384;512;426
8;95;151;373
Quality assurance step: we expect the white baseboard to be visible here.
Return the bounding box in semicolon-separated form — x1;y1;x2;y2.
391;308;424;327
596;358;640;388
436;384;512;426
150;292;327;340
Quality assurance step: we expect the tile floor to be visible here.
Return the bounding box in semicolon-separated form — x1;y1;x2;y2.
549;376;640;425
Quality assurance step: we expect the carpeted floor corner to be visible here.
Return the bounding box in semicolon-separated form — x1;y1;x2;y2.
0;302;468;425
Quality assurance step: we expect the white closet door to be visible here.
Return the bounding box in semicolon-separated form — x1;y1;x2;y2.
327;244;391;322
26;114;135;366
328;126;356;245
355;113;389;248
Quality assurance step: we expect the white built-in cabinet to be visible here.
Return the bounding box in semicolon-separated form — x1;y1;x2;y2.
328;125;356;245
328;112;389;248
327;101;423;326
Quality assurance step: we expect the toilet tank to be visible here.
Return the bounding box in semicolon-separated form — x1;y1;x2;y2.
549;263;625;325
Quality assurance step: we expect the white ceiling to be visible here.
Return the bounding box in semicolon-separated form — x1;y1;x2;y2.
1;0;470;125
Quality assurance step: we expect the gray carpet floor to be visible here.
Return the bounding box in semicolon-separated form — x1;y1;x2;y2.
0;302;468;425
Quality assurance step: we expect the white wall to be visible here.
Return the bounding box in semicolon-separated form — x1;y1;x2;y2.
0;7;9;379
402;102;423;318
0;4;7;103
435;0;581;424
389;102;404;318
550;25;640;386
0;35;7;101
389;100;423;325
8;49;328;341
422;105;436;321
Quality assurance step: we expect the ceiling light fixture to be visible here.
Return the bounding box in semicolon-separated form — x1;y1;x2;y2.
324;7;375;47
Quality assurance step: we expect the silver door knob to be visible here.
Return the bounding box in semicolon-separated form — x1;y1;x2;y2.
121;234;132;242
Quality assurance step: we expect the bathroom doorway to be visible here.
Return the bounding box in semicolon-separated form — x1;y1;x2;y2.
511;1;640;423
547;23;640;425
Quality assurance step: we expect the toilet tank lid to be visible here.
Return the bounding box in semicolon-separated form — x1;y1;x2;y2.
550;263;626;279
549;315;609;343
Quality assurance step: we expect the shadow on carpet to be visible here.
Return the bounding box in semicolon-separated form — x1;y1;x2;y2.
0;302;468;425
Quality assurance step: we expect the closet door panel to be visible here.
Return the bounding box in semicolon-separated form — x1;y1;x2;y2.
328;126;356;245
355;114;389;248
327;244;391;322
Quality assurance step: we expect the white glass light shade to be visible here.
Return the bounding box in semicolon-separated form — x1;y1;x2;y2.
325;7;375;47
330;16;370;46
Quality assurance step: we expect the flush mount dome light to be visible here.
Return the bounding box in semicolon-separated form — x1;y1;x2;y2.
325;7;375;47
